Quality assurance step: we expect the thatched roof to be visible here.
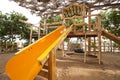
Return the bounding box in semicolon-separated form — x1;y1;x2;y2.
11;0;120;18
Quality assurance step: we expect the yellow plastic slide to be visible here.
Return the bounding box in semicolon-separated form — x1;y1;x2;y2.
102;29;120;45
6;25;72;80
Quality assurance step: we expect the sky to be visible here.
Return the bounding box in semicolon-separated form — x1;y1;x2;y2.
0;0;40;25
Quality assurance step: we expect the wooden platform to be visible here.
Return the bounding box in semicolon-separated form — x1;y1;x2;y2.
67;31;98;37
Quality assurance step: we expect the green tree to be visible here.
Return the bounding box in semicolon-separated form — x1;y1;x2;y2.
100;9;120;36
0;11;30;41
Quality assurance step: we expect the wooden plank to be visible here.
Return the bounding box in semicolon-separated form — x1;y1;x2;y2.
38;69;48;79
41;21;62;26
74;23;86;26
87;14;100;17
43;65;48;70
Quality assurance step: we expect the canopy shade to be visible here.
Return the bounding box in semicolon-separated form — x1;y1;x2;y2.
11;0;120;18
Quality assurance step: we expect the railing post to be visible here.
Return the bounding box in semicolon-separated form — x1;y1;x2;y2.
48;50;56;80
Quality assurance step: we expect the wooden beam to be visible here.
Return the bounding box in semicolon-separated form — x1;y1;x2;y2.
91;3;120;8
41;21;62;26
19;19;32;26
74;23;86;26
87;14;100;17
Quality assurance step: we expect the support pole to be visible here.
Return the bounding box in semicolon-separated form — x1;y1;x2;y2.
84;33;87;63
88;8;91;55
46;26;48;35
29;26;33;44
67;38;70;51
104;41;106;52
83;4;87;63
98;15;102;64
94;37;96;55
98;33;101;64
62;41;65;57
48;50;56;80
44;19;46;35
38;23;41;39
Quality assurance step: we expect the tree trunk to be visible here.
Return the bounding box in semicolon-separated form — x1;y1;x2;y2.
5;41;8;52
0;41;1;53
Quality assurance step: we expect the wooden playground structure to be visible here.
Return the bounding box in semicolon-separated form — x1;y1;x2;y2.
6;3;120;80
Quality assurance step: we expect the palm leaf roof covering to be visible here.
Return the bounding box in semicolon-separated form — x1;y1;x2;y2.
11;0;120;18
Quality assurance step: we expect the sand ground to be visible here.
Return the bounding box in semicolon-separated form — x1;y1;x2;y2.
0;51;120;80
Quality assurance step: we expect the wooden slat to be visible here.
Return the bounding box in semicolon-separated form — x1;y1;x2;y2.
43;65;48;70
38;69;48;79
41;21;62;26
74;23;86;26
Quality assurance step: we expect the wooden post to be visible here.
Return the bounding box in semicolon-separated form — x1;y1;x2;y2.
38;23;41;39
29;26;33;44
67;38;70;51
88;8;91;55
82;4;87;63
62;41;65;57
104;41;106;52
110;40;112;52
73;18;76;33
98;15;102;64
94;37;96;55
48;50;56;80
98;33;101;64
84;32;87;63
44;19;46;35
46;26;48;35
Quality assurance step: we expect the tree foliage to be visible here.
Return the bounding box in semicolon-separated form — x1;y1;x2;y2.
0;11;30;42
41;15;62;23
100;9;120;36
